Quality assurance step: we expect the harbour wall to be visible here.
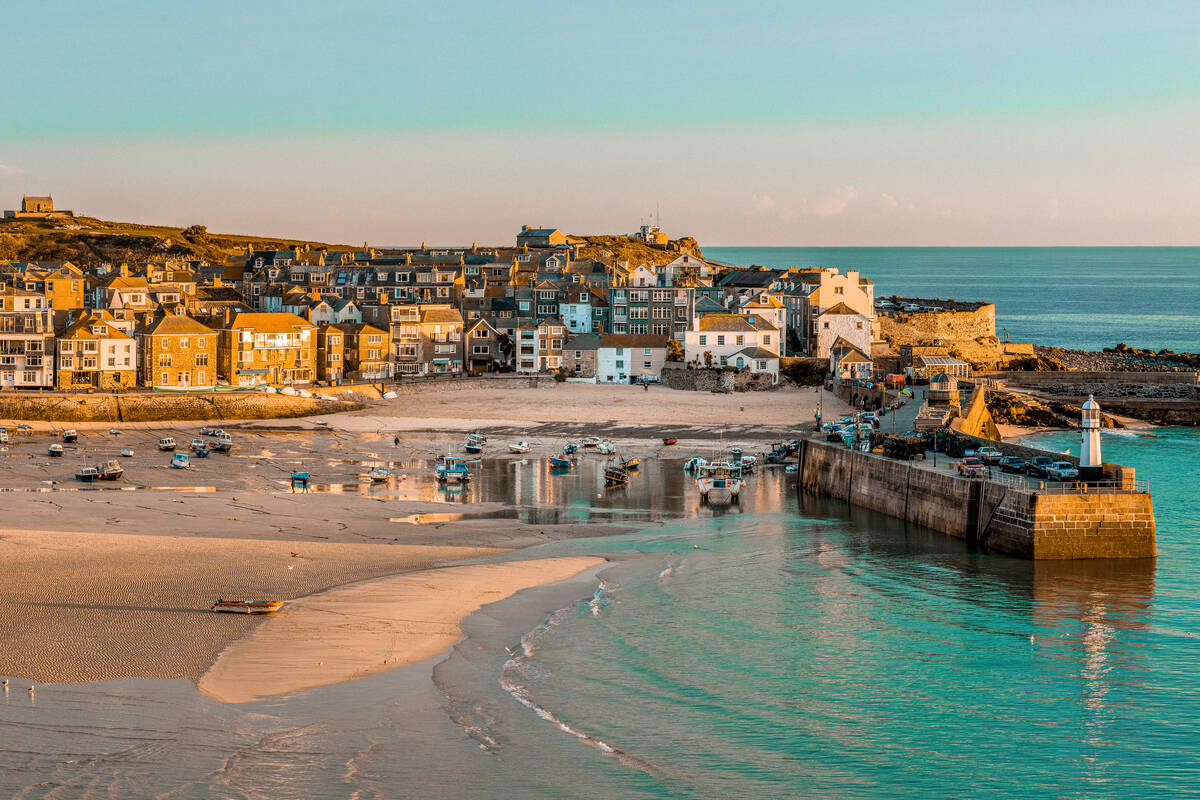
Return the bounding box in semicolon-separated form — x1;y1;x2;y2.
796;439;1155;559
0;389;366;424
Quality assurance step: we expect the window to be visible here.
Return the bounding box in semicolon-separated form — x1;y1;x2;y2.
757;360;767;371
472;345;491;355
615;360;624;369
736;335;744;346
82;357;96;369
198;337;205;349
856;321;863;329
698;335;706;346
367;334;382;344
643;361;652;369
719;355;728;366
652;324;669;336
161;372;169;385
158;354;172;367
196;354;208;367
823;322;830;328
717;335;725;345
180;338;190;349
23;370;37;383
197;370;206;384
763;335;771;344
162;337;170;349
107;357;116;367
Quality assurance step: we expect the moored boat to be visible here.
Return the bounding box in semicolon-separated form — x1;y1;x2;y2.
563;442;579;455
189;438;207;452
595;441;615;455
75;466;100;483
662;437;678;446
683;456;707;472
622;457;640;470
581;436;601;448
120;447;135;458
508;441;531;454
464;439;483;454
171;452;191;469
368;466;391;482
98;459;124;481
62;430;78;443
604;463;630;487
549;455;572;469
48;444;64;457
435;456;472;483
192;445;209;458
290;470;310;489
208;434;232;452
210;599;284;614
158;437;176;451
695;461;745;506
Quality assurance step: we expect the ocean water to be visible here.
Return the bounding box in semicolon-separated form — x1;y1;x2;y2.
706;247;1200;353
2;428;1196;798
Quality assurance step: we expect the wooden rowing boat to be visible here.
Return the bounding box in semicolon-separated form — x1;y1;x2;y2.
210;599;285;614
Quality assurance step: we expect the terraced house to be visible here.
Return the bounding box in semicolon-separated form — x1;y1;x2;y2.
217;311;317;386
139;314;217;390
336;322;391;381
56;313;137;390
0;284;55;388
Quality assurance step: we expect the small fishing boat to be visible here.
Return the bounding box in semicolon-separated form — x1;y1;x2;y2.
595;441;615;455
467;431;488;444
193;445;209;458
622;457;640;470
435;456;472;484
208;434;232;452
120;447;135;458
695;461;745;506
290;470;311;490
62;430;78;443
158;437;176;451
464;439;483;454
508;441;531;454
189;438;207;451
109;428;121;436
199;426;219;436
48;443;64;457
683;456;707;472
604;463;630;487
171;452;191;469
784;464;799;474
662;437;678;446
0;428;8;445
549;455;572;469
75;466;100;483
98;460;124;481
368;466;391;482
210;599;285;615
581;436;601;448
563;442;579;455
16;423;32;435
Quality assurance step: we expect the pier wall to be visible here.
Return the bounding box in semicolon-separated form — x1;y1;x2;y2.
797;439;1155;559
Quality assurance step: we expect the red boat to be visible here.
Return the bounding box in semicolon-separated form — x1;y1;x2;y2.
662;438;678;446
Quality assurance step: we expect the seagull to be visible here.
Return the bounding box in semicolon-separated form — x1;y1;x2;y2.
27;685;34;693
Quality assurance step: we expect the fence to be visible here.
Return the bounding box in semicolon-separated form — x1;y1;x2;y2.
988;471;1149;494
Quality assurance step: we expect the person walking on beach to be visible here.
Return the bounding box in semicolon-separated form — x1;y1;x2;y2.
393;435;400;447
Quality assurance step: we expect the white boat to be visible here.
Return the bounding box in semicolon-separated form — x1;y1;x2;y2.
75;466;100;483
189;438;207;452
120;447;135;458
683;456;708;472
368;466;391;482
695;461;745;506
109;428;121;436
0;428;8;444
581;436;601;448
62;429;78;443
595;441;615;455
171;452;190;469
435;456;472;483
508;441;531;454
48;443;64;457
158;437;176;451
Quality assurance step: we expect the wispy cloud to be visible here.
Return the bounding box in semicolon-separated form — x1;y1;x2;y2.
814;185;858;217
751;193;775;213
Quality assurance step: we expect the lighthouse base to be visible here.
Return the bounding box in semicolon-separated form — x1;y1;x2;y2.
1078;465;1104;483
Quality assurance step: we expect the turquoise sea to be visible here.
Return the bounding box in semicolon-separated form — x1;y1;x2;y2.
707;247;1200;353
2;429;1197;798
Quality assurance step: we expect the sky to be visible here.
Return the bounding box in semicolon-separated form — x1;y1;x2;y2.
2;1;1199;246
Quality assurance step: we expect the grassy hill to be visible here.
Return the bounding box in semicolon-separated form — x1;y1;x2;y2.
568;234;704;267
0;216;353;265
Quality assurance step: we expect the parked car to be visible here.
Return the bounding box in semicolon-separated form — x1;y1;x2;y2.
859;412;879;428
1027;456;1056;478
977;447;1003;465
1047;461;1080;481
1000;456;1027;474
957;457;987;478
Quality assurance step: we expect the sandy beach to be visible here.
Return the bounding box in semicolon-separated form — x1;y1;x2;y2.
198;556;605;703
0;383;835;698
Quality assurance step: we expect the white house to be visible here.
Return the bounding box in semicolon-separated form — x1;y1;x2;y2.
814;302;871;360
737;292;788;355
596;334;670;383
683;314;780;383
830;337;873;381
514;322;540;373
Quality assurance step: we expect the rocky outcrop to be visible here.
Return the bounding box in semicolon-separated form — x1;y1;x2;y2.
986;390;1123;429
1021;345;1200;372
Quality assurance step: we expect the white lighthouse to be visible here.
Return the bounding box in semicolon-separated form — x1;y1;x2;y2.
1080;394;1102;480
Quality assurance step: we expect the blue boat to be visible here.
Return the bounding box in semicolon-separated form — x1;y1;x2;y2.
192;446;209;458
171;453;190;469
563;442;579;455
290;470;311;491
465;441;483;454
549;456;571;469
435;456;471;484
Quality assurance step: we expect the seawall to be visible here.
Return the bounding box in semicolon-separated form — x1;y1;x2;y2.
0;389;367;424
796;439;1155;559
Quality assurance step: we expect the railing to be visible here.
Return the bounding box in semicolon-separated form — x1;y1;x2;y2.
989;471;1149;494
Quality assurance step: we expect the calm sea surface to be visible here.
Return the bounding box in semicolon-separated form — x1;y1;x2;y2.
706;247;1200;352
2;429;1197;798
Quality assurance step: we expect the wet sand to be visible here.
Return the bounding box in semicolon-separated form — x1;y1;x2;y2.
198;556;605;703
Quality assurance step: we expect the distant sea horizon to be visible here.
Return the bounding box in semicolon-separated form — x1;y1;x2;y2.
706;246;1200;353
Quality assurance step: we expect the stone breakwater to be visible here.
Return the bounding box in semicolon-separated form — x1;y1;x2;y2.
0;390;366;423
795;439;1155;559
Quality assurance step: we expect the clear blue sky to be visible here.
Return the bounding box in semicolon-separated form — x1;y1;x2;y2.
2;1;1198;245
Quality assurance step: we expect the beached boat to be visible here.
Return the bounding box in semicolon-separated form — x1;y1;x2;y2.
622;457;640;470
48;443;64;457
290;470;311;491
109;428;121;436
210;599;285;615
464;440;483;454
189;438;207;452
595;441;615;455
662;437;678;446
193;445;209;458
171;452;190;469
563;442;579;455
467;431;488;444
549;455;572;469
695;461;745;506
62;430;78;443
98;460;124;481
604;463;630;487
0;428;8;445
75;466;100;483
120;446;135;458
368;466;391;482
785;464;799;474
508;441;531;454
683;456;707;472
435;456;472;483
158;437;176;451
199;426;220;436
208;434;232;452
581;436;601;448
15;423;32;436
